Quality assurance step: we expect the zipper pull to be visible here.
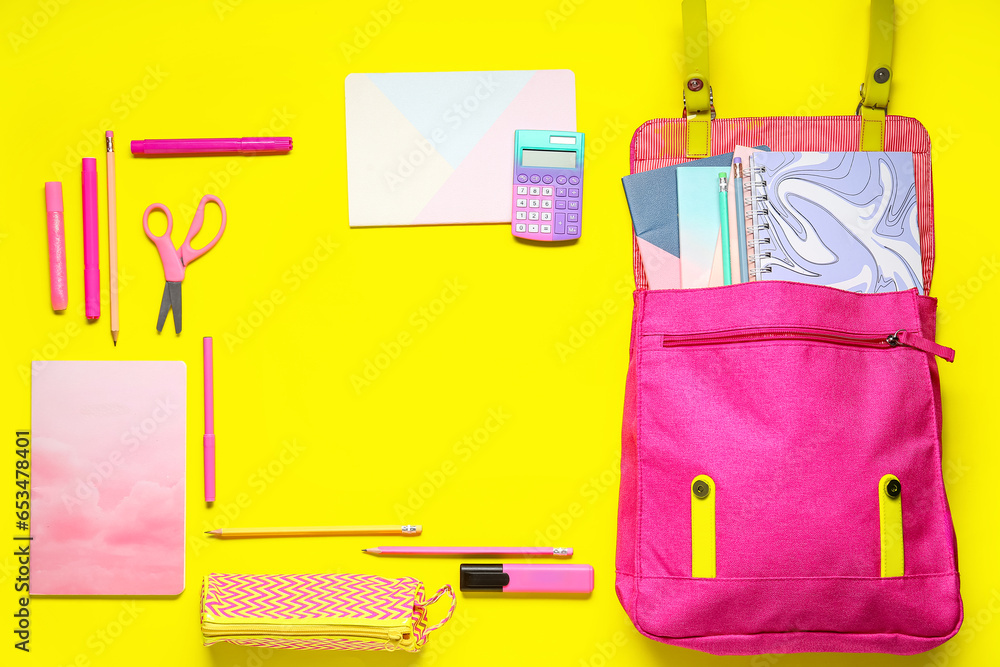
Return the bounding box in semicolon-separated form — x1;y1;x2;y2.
887;330;956;363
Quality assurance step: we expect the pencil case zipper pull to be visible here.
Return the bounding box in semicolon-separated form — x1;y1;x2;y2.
888;330;955;362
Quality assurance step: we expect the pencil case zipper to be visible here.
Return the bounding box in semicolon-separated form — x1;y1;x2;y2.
660;327;955;362
201;620;410;643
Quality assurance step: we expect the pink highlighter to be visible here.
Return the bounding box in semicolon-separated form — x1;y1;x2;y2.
460;564;593;594
44;182;68;310
131;137;292;156
81;158;100;319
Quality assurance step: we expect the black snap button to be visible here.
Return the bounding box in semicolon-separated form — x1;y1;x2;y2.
692;480;710;499
687;78;704;92
885;478;901;499
873;67;890;84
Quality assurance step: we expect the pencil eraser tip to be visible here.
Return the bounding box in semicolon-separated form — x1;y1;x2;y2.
44;182;63;211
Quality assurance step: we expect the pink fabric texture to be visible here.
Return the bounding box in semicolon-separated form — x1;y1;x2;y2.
616;282;962;655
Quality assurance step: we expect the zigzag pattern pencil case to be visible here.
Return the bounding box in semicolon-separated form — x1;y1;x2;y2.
201;573;455;652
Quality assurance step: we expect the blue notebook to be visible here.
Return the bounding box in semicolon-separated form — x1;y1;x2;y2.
622;148;768;288
676;166;725;289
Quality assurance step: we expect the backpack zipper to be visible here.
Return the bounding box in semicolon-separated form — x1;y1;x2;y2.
661;327;955;362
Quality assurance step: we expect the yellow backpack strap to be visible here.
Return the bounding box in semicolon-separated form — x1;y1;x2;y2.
681;0;712;158
858;0;895;150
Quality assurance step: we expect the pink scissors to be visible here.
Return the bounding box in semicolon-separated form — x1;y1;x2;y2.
143;194;227;334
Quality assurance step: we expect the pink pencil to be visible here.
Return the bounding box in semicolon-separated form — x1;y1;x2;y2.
203;337;215;503
363;546;573;558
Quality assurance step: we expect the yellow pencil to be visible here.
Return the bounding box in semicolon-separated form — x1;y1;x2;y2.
205;525;422;538
106;131;119;345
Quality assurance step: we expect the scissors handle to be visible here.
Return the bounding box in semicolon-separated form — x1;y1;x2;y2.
143;203;186;282
180;195;227;267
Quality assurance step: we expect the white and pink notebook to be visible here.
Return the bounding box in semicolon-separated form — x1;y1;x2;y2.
30;361;186;596
345;69;576;226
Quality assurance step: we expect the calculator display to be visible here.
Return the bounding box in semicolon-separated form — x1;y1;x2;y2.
521;149;576;169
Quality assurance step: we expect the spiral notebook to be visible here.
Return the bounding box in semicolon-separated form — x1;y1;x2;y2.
747;151;923;293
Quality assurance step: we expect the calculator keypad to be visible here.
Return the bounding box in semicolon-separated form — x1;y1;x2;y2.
512;169;582;241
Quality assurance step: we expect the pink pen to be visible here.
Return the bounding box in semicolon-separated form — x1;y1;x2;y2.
364;546;573;558
131;137;293;156
81;158;100;319
204;337;216;503
44;182;68;310
460;564;594;594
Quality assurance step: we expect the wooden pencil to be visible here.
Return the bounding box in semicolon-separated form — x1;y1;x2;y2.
205;525;422;538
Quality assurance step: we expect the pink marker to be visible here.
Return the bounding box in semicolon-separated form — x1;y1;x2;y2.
81;158;100;320
131;137;293;156
44;182;68;311
460;564;593;594
203;337;216;503
364;546;572;558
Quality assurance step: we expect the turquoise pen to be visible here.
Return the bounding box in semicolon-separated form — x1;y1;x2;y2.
718;173;731;285
734;158;748;282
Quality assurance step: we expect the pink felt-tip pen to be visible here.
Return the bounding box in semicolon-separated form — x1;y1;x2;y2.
460;564;594;594
130;137;293;156
81;158;100;320
44;182;68;311
364;546;573;558
203;336;216;503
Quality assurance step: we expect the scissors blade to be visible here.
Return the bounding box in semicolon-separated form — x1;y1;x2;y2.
167;281;183;334
156;283;172;332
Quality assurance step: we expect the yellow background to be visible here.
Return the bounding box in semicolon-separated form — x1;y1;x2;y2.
3;0;998;665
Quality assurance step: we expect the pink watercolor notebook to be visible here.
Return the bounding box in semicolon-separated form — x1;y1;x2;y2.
30;361;186;596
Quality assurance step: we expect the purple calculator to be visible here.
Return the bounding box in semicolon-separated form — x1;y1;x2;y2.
511;130;584;241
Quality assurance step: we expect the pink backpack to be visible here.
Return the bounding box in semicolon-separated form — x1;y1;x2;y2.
615;0;962;655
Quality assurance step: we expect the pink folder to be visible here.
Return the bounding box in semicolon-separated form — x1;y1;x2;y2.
30;361;186;595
